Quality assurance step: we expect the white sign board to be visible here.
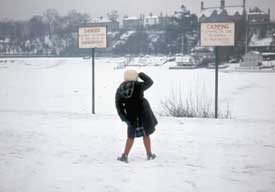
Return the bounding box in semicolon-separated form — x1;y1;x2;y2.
200;22;235;47
79;27;107;48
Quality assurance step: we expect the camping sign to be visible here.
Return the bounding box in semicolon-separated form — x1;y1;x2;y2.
200;22;235;47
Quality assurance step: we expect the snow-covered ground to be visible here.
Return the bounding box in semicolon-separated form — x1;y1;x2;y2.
0;57;274;119
0;57;275;192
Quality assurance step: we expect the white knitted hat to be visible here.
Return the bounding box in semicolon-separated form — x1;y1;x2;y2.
124;69;138;81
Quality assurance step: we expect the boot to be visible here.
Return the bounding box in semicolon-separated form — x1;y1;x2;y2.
117;154;128;163
147;153;157;160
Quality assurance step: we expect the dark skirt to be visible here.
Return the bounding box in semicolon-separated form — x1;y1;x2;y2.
127;118;146;138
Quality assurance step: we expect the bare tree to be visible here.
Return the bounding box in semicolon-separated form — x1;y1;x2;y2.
29;15;47;38
67;9;90;32
43;9;60;37
107;10;119;22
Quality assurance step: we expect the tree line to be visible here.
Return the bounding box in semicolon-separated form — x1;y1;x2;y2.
0;6;199;56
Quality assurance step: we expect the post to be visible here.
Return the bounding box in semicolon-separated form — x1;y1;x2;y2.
215;47;219;118
244;8;248;54
92;48;95;114
79;26;107;115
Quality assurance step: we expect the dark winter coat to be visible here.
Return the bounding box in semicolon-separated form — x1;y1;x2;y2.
115;72;158;136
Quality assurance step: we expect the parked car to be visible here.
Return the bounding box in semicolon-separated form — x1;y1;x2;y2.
175;54;195;66
228;58;239;63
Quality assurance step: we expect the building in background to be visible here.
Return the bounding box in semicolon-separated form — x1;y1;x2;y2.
248;7;270;24
90;17;119;32
123;13;174;30
199;0;245;23
247;7;275;53
249;32;275;52
199;0;247;60
144;15;159;28
122;16;143;30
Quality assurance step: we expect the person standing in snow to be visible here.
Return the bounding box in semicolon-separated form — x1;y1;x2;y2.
115;70;158;163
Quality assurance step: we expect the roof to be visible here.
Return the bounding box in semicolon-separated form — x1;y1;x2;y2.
144;16;159;19
0;38;10;43
123;16;140;21
248;6;267;15
248;12;266;15
199;7;244;18
262;52;275;56
245;51;261;55
91;18;112;23
174;8;191;19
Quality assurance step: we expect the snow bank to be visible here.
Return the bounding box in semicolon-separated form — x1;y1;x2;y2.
112;31;136;48
249;34;273;47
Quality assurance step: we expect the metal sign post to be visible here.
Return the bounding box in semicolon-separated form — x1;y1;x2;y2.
92;48;95;114
200;22;235;118
214;47;219;118
78;26;107;114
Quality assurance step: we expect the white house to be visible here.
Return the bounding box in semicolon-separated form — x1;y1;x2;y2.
90;17;119;32
123;16;143;30
143;15;159;28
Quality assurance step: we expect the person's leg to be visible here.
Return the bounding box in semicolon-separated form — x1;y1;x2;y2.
143;135;152;155
143;135;156;160
118;124;136;163
123;138;134;156
118;137;134;163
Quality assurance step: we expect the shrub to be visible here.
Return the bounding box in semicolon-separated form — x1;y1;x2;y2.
161;89;231;119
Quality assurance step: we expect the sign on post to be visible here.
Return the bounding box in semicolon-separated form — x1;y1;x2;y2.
79;26;107;114
79;26;107;48
201;22;235;47
200;22;235;118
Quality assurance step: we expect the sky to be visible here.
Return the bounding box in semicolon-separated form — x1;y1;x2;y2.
0;0;274;21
